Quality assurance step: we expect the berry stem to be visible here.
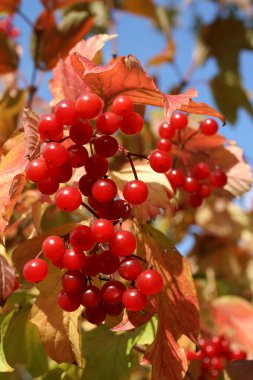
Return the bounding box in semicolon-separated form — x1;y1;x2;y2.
35;250;43;259
127;153;139;180
81;202;99;219
118;145;148;160
131;254;147;263
181;130;199;148
16;8;34;28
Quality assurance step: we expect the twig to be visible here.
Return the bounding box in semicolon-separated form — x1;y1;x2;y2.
127;153;138;180
16;8;34;28
82;202;99;219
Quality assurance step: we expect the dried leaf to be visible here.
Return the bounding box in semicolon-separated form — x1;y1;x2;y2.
119;0;157;20
50;34;117;105
71;53;224;122
0;0;20;13
0;30;19;74
111;164;173;224
148;40;176;66
30;264;83;366
0;255;15;306
225;360;253;380
41;0;94;10
22;108;41;160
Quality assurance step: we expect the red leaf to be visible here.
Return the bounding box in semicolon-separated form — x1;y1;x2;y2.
0;30;19;74
0;0;20;13
50;34;117;105
22;108;41;160
71;53;224;122
0;255;15;306
41;0;94;10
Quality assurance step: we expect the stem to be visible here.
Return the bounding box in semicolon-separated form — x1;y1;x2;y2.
181;130;199;148
133;345;146;354
131;254;147;264
16;8;34;28
82;202;99;219
118;145;148;160
127;153;138;180
27;27;43;107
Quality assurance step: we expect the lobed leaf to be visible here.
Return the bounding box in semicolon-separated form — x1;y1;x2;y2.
22;108;41;160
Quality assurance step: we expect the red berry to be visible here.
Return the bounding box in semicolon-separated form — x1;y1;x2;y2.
85;305;106;325
120;112;144;135
81;285;102;308
94;135;118;158
229;348;247;361
149;150;172;173
55;186;82;211
69;120;93;145
118;257;142;281
159;122;175;139
85;155;108;179
78;175;95;196
198;184;211;198
92;179;117;203
136;269;163;295
193;162;210;180
75;93;103;119
200;118;218;135
38;114;63;141
57;289;81;312
43;142;69;167
96;112;121;135
62;247;86;270
23;259;48;283
110;230;136;257
182;177;199;192
91;219;114;243
26;159;48;182
123;180;148;205
48;161;73;183
186;351;200;361
82;254;101;276
88;195;111;212
61;270;85;293
166;169;185;188
157;138;172;151
99;250;120;275
42;235;65;260
122;288;147;311
70;225;95;251
170;112;188;130
54;99;78;126
112;95;133;116
37;176;59;195
67;145;88;168
210;357;224;371
210;169;227;188
104;303;124;316
189;193;203;208
101;280;126;305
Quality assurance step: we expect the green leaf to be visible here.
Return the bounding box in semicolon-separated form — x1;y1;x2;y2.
0;311;15;372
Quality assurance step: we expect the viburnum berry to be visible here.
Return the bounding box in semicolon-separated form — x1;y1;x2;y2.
200;118;218;135
82;254;101;276
42;142;69;167
92;179;117;203
91;219;114;243
67;145;88;168
55;186;82;211
57;289;81;312
120;112;144;135
81;285;102;308
61;270;85;293
37;176;59;195
136;269;163;295
123;180;148;205
84;155;108;179
159;122;175;139
49;161;73;183
198;184;211;198
26;159;48;182
54;99;78;126
38;114;63;141
62;247;86;271
166;168;185;188
84;305;106;325
170;112;188;130
122;288;147;311
182;176;199;193
99;250;120;275
110;230;136;257
118;257;142;281
193;162;210;180
149;150;172;173
229;348;247;361
189;193;203;208
69;120;93;145
75;93;103;119
210;169;227;188
94;135;119;158
78;175;95;196
23;259;48;283
69;225;95;251
112;95;133;116
96;112;121;135
104;303;124;316
101;280;126;305
156;138;172;151
42;235;65;260
88;195;111;211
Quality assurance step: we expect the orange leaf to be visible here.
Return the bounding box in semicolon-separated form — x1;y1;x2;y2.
0;0;20;13
0;255;15;306
148;40;176;66
41;0;94;10
71;53;224;122
22;108;41;160
50;34;117;105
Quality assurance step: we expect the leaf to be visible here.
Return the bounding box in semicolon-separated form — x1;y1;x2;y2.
118;0;157;20
111;164;173;224
224;360;253;380
0;133;27;235
148;40;176;66
50;34;117;105
133;223;199;380
30;264;83;366
210;72;253;124
41;0;94;10
71;53;225;122
212;296;253;353
0;89;27;146
0;311;15;372
0;30;19;74
31;10;94;71
12;223;77;278
0;255;15;306
0;0;20;14
22;108;41;160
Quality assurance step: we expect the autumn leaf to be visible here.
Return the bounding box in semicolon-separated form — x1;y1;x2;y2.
71;53;225;122
111;164;173;224
0;0;20;13
41;0;94;10
148;40;176;66
50;34;117;105
0;30;19;74
0;133;27;235
212;296;253;353
31;10;94;70
0;255;15;306
117;0;157;20
225;360;253;380
22;108;41;160
30;263;83;366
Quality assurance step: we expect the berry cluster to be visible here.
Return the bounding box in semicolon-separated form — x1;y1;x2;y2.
0;15;20;38
186;335;246;380
23;93;164;324
151;113;227;208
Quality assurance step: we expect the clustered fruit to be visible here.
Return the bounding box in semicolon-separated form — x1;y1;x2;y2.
186;335;246;379
23;93;164;324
